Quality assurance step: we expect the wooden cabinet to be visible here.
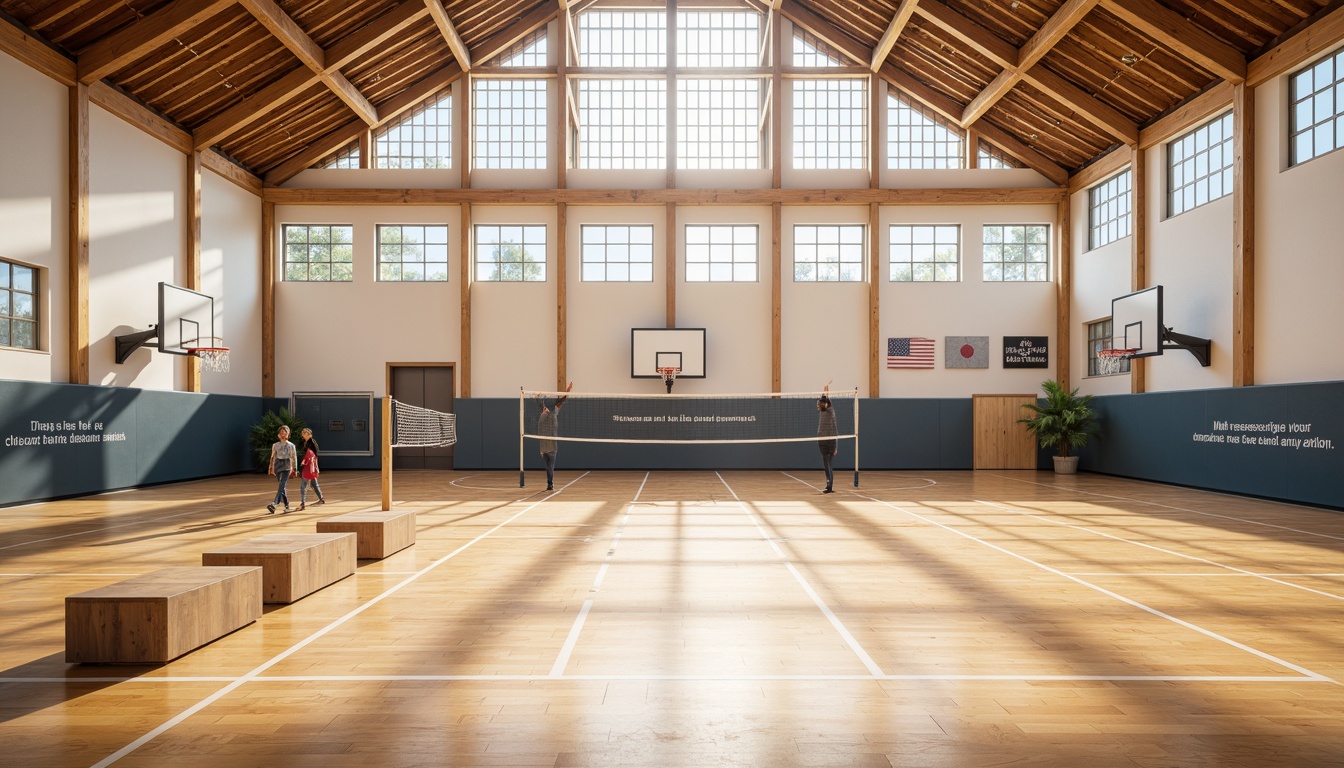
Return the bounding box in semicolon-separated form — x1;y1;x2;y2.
973;394;1038;469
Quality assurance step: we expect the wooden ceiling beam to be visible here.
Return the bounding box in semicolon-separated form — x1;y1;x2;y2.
264;63;463;185
425;0;472;70
1102;0;1246;84
320;72;379;125
78;0;235;84
961;0;1101;126
1025;64;1138;144
263;186;1066;205
0;14;76;85
914;0;1017;70
237;0;324;71
871;0;920;72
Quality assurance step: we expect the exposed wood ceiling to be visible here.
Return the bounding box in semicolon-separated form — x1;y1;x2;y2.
1;0;1336;186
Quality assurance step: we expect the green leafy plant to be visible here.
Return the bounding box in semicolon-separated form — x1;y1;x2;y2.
249;409;307;469
1018;380;1100;459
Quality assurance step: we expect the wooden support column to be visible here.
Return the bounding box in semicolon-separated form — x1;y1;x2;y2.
186;150;203;393
870;74;881;190
261;202;276;397
771;8;783;191
967;128;980;169
557;9;569;190
557;202;567;389
772;202;782;393
869;202;880;397
1233;82;1255;387
1130;143;1146;394
1055;194;1070;391
359;131;371;169
68;82;89;385
666;203;677;327
460;202;472;398
666;0;677;190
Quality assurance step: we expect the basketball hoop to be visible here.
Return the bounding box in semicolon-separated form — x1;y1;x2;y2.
186;337;230;372
1096;348;1135;376
656;366;680;394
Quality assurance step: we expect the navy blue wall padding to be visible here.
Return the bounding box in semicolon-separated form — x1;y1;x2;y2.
1076;381;1343;509
0;380;275;506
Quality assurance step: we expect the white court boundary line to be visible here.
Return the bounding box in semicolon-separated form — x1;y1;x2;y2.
989;471;1344;543
717;472;886;678
784;472;1333;684
975;498;1344;603
87;471;589;768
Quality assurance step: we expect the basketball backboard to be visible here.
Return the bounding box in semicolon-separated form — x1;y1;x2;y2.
1111;285;1162;358
159;282;216;355
631;328;706;378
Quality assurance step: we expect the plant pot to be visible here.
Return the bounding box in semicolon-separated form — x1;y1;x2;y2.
1052;456;1079;474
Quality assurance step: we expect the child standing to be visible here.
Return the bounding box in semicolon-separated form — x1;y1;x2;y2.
267;425;298;514
297;427;326;511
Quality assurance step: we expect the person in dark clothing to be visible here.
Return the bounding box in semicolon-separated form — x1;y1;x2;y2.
537;381;574;491
817;384;838;493
297;427;325;511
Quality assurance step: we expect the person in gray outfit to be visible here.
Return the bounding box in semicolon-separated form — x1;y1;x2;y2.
537;381;574;490
816;384;838;493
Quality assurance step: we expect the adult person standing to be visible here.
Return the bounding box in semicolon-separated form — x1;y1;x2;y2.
816;383;838;494
267;425;298;514
297;427;326;511
537;381;574;491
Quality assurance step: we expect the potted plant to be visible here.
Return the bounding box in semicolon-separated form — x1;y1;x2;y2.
1018;380;1100;474
248;408;307;470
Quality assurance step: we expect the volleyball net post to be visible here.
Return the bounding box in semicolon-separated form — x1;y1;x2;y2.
518;387;860;487
382;396;458;510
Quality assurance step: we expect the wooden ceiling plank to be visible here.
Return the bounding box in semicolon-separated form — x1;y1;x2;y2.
1102;0;1246;84
78;0;236;84
28;0;102;32
195;68;319;149
327;1;432;71
425;0;473;69
871;0;921;71
321;71;380;124
1;14;77;85
472;4;559;65
237;0;325;72
914;0;1018;70
264;63;463;184
1026;64;1138;143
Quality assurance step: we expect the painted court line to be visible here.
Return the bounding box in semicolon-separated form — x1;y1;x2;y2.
717;472;886;678
89;475;587;768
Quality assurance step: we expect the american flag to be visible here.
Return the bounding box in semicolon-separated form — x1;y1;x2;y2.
888;337;935;369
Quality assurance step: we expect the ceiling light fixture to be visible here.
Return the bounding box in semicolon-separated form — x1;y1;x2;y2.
1120;53;1140;65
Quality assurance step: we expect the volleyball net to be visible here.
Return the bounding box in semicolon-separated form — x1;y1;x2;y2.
519;387;859;486
381;397;457;510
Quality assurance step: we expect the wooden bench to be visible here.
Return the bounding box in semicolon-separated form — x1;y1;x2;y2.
65;566;262;664
316;509;416;559
202;532;357;604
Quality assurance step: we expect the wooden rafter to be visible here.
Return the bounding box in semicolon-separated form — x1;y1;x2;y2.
871;0;920;72
78;0;235;84
262;186;1066;205
425;0;472;70
1102;0;1246;84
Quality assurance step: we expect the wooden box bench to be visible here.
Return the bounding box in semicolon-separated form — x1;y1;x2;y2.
65;566;262;664
316;509;416;559
202;532;356;603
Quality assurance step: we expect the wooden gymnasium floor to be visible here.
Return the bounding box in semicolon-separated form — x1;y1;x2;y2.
2;469;1344;767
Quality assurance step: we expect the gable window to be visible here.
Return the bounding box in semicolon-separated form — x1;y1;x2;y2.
792;80;866;170
581;225;654;281
1089;170;1131;249
983;225;1049;282
887;91;964;169
678;78;763;169
476;225;546;282
577;79;667;170
1168;112;1233;216
686;225;757;282
317;140;359;169
496;28;547;67
374;93;451;169
794;225;864;282
1088;319;1130;376
0;259;38;350
283;225;354;282
377;225;449;282
678;11;759;68
977;142;1021;169
474;80;547;170
1289;47;1344;166
890;225;959;282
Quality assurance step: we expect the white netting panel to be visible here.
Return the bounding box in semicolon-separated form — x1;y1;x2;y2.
1096;349;1134;376
392;399;458;447
194;349;230;372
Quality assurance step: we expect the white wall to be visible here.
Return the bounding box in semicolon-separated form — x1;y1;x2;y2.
473;205;557;394
201;173;262;396
0;51;67;382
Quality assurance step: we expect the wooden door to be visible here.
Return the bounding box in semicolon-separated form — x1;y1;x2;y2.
973;394;1037;469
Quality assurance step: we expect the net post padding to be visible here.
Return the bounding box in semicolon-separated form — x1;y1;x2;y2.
656;366;680;394
185;337;230;372
1097;348;1136;376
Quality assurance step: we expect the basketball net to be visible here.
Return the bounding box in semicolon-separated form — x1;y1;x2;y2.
656;366;680;394
186;337;230;372
1096;348;1135;376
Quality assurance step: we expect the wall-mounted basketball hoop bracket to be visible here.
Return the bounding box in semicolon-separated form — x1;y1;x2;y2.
114;326;159;364
1161;327;1211;367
